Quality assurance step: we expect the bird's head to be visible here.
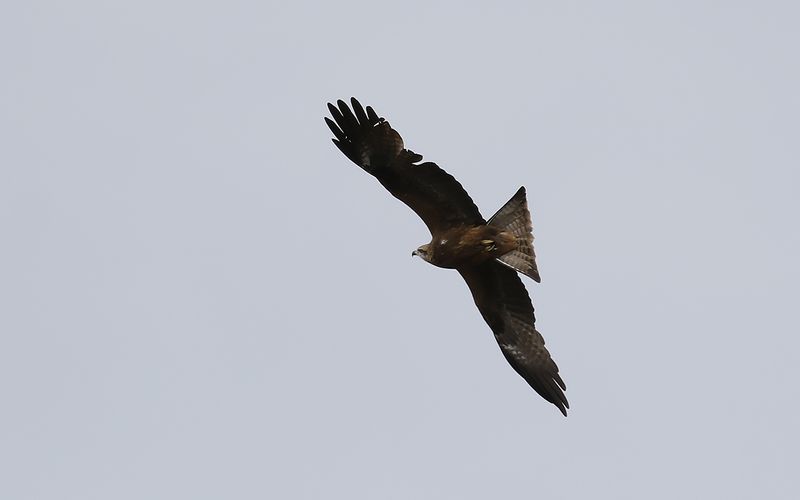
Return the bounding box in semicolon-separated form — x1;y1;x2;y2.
412;243;432;262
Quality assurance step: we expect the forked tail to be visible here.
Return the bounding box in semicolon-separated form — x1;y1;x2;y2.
488;187;541;282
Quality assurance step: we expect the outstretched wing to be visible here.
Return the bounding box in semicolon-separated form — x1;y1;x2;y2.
459;261;569;416
325;97;484;234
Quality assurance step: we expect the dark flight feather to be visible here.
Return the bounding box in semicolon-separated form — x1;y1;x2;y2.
459;262;568;416
326;98;484;234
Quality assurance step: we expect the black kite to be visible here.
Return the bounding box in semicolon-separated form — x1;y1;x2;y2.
325;98;569;416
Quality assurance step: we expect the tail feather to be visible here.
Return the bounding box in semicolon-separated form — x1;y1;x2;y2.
488;187;541;282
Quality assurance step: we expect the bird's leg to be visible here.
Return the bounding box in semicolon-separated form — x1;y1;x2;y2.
481;239;497;252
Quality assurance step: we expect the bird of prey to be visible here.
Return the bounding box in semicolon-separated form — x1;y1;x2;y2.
325;98;569;416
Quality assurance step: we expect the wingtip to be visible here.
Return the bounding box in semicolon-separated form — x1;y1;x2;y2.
366;105;379;122
553;393;569;417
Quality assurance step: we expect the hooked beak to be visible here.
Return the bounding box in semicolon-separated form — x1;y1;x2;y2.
411;250;419;257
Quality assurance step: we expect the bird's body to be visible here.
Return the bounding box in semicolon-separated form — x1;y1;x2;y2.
325;98;569;416
415;224;517;269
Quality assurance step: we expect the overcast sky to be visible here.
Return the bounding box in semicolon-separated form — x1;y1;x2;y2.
2;1;799;499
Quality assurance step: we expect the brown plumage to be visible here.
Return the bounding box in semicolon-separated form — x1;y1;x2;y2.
325;98;569;416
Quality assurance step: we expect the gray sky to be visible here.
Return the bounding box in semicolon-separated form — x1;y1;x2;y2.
2;1;799;498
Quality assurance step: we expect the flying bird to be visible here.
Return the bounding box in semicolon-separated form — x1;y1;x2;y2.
325;98;569;416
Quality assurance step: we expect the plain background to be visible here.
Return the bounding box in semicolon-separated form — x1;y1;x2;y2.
2;1;798;498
